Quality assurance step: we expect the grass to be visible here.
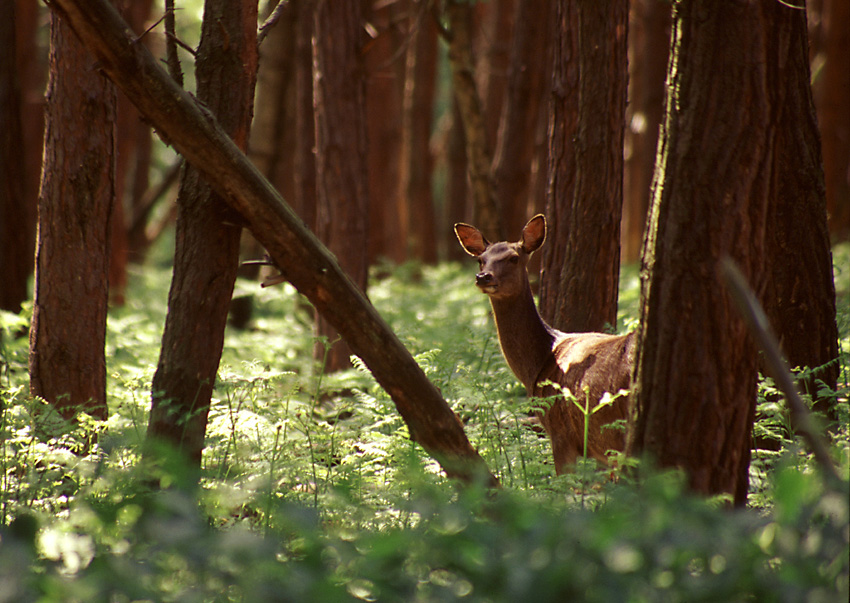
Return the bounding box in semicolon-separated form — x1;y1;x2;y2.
0;244;848;601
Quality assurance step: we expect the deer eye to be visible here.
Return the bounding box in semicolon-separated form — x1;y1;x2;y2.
509;255;519;264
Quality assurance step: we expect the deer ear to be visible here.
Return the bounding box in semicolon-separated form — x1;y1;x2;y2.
521;214;546;254
454;223;489;257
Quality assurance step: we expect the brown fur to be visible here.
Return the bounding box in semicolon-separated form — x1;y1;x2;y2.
455;215;634;473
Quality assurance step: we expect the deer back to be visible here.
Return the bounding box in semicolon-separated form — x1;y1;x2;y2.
532;331;635;472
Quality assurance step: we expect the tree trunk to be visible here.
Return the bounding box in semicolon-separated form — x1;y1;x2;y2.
249;0;298;205
622;0;670;263
364;1;405;265
541;0;628;334
399;5;439;263
29;10;115;422
540;0;579;326
0;1;27;313
476;0;514;149
312;0;370;372
817;0;850;239
148;0;259;469
48;0;498;487
2;0;43;313
294;4;316;230
760;2;839;410
491;0;551;240
628;0;800;506
443;0;502;240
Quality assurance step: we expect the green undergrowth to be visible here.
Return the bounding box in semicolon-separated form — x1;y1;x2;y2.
1;246;848;601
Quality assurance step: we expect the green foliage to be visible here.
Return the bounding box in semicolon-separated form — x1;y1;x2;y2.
1;256;849;601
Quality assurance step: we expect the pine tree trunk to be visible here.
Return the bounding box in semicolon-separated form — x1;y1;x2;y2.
29;11;115;422
622;0;670;263
148;0;259;468
399;7;439;263
628;0;813;506
540;0;628;334
491;0;551;240
312;0;369;372
760;2;839;410
540;0;579;326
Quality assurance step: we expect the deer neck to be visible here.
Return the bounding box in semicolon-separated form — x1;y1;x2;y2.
489;283;557;393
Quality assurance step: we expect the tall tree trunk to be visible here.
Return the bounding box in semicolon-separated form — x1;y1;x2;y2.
399;5;439;263
540;0;579;326
2;0;43;312
0;1;27;313
364;1;405;264
249;0;298;205
294;4;316;230
627;0;817;506
110;0;155;304
817;0;850;239
443;0;502;240
476;0;514;149
622;0;670;263
760;2;839;409
541;0;628;333
29;10;115;422
312;0;369;372
148;0;259;469
491;0;551;240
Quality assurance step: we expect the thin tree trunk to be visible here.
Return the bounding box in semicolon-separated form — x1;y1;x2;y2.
0;1;28;312
312;0;369;372
364;1;405;264
818;0;850;239
48;0;498;487
294;4;316;230
491;0;551;242
540;0;579;326
148;0;259;469
443;0;502;240
476;0;514;148
400;5;439;263
622;0;670;263
29;10;115;422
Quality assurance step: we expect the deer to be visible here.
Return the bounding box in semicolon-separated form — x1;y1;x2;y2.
454;214;635;474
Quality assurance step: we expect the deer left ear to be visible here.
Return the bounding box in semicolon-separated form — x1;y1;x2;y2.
454;223;490;257
521;214;546;254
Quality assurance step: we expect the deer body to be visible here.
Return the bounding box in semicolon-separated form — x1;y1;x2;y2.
455;215;634;473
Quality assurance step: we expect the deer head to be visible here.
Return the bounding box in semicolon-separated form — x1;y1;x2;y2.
454;215;546;301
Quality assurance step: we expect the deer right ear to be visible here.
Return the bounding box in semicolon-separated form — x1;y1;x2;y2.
454;223;489;257
521;214;546;254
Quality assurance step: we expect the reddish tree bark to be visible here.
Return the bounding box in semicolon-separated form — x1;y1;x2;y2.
399;6;439;263
29;10;115;422
627;0;834;506
540;0;628;334
622;0;670;263
491;0;551;241
312;0;370;372
761;2;839;407
443;0;502;240
148;0;259;468
0;1;28;313
817;0;850;239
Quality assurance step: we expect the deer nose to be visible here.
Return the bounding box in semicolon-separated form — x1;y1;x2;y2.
475;272;494;287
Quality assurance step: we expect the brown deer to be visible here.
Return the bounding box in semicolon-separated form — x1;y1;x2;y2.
454;214;635;473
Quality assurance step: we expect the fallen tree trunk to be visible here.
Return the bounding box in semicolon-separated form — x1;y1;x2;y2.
46;0;498;488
